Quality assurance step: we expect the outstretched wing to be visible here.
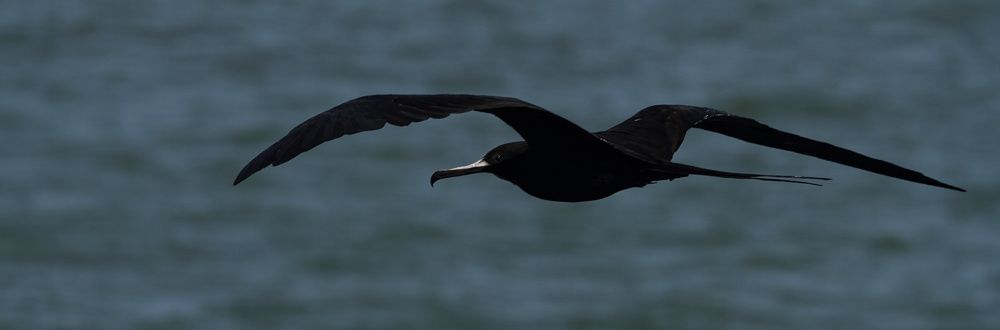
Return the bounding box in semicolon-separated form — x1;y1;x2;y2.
596;105;964;192
233;94;606;185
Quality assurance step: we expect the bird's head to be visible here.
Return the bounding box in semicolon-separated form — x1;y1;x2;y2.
430;142;528;186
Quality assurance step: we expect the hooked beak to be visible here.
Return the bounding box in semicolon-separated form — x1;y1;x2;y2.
430;159;490;186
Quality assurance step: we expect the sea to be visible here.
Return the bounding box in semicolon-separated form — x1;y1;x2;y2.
2;1;999;329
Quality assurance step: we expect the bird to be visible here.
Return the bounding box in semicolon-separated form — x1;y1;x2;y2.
233;94;964;202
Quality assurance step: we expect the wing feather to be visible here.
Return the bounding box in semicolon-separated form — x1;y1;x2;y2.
233;94;608;185
695;113;965;191
597;105;964;191
594;105;714;163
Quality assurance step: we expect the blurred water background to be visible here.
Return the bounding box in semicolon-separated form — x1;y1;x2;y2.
2;0;999;329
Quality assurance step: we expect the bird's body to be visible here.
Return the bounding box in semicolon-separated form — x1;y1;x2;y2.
479;142;657;202
234;94;963;201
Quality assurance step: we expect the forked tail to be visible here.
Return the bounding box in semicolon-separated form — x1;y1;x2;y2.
652;162;831;186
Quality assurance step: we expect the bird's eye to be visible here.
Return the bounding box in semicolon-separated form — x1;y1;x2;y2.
493;154;503;162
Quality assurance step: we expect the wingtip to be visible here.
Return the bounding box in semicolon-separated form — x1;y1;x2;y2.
232;165;259;186
232;155;274;186
942;184;966;192
920;176;966;192
233;172;249;186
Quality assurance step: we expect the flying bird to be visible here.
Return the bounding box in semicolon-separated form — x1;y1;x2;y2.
233;94;964;202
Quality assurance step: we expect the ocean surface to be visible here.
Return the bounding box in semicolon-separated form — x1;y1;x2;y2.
2;1;999;329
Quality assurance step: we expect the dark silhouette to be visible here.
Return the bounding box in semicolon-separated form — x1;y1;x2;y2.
234;94;964;202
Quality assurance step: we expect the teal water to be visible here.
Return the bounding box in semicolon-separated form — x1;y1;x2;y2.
2;1;999;329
